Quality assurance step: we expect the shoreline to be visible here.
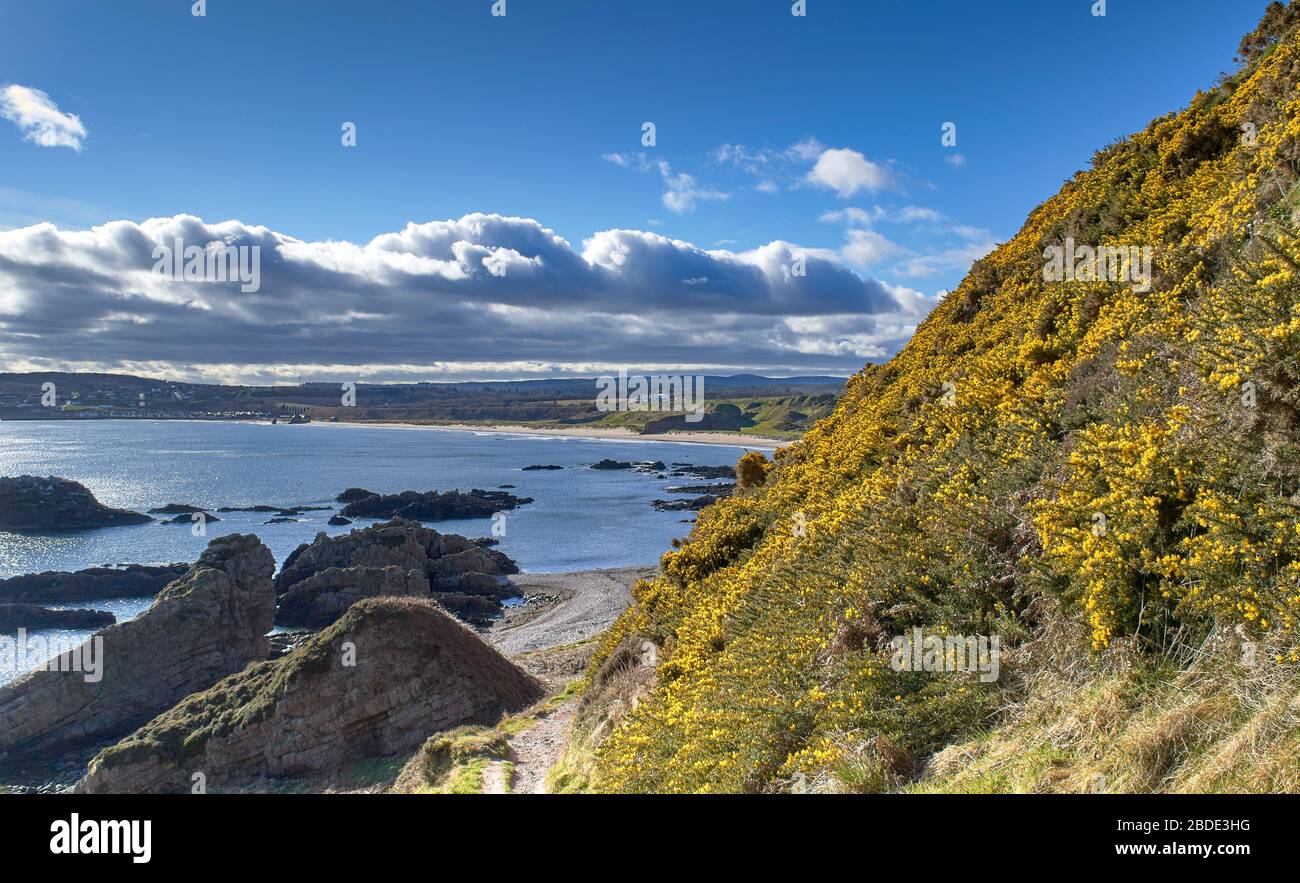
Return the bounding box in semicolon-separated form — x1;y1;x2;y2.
323;420;793;449
4;416;795;449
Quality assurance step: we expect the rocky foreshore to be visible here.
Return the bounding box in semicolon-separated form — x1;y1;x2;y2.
0;476;152;531
0;534;276;765
76;597;543;793
275;518;520;627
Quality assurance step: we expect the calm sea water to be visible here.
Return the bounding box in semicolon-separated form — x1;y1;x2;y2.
0;419;760;683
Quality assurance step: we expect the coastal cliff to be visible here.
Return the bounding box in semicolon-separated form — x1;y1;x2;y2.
77;597;543;793
0;534;275;764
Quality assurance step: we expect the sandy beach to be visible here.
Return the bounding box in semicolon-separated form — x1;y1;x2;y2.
327;420;793;449
490;567;654;656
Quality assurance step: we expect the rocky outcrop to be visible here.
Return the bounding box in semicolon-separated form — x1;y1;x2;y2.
162;511;221;524
0;535;276;764
652;495;718;511
668;464;736;480
76;597;543;793
0;476;152;531
590;459;666;473
148;504;211;515
0;605;115;631
0;563;188;604
338;488;532;521
218;504;332;516
267;630;314;660
664;483;734;496
276;565;429;628
275;519;519;626
522;464;564;471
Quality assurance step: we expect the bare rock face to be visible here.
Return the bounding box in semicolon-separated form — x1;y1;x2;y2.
0;563;189;604
275;565;429;628
275;519;519;626
0;534;276;765
0;476;152;532
77;597;544;793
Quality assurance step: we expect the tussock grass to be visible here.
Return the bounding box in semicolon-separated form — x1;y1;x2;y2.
911;625;1300;793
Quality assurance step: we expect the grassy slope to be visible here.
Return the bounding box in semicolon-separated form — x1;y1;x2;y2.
575;7;1300;793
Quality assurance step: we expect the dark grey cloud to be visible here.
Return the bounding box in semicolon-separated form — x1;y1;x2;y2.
0;213;932;382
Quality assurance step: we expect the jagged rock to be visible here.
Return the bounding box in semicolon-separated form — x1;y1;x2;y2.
148;503;207;515
522;464;564;470
0;563;188;604
216;504;329;515
267;630;315;660
276;565;429;628
669;464;736;480
0;476;152;531
162;511;220;524
338;487;532;521
76;597;543;793
436;593;503;623
590;459;634;470
327;515;352;526
0;605;115;631
652;495;718;512
335;488;376;504
665;483;735;496
275;519;518;627
0;534;276;765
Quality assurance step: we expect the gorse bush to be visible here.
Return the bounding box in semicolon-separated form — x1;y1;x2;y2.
584;3;1300;792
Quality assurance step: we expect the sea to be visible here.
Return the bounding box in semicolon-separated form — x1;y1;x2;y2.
0;419;763;684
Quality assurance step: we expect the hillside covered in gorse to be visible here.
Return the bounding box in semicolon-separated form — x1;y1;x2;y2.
564;2;1300;793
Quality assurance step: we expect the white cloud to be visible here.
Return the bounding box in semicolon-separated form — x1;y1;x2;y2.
806;148;897;197
945;153;967;167
0;212;925;382
895;206;946;223
820;207;881;226
602;153;728;214
711;138;824;170
0;85;87;150
658;162;728;214
952;224;990;240
898;238;998;278
842;229;905;266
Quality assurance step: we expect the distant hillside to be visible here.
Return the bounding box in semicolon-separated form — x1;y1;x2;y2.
0;371;844;438
565;3;1300;793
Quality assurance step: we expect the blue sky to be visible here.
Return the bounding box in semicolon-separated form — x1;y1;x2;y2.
0;0;1273;382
